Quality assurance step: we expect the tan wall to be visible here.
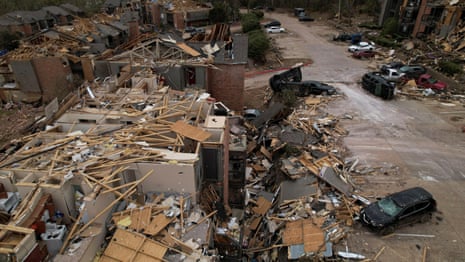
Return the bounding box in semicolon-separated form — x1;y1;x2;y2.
131;162;199;202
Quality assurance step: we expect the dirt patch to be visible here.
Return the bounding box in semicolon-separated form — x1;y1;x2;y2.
0;104;43;149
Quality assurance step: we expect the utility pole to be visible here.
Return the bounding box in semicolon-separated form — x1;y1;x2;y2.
338;0;342;22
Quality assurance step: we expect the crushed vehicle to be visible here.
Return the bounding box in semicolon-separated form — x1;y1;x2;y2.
352;50;376;59
360;187;437;235
269;64;336;96
398;65;427;79
416;74;447;91
348;41;375;52
361;72;396;99
266;26;285;33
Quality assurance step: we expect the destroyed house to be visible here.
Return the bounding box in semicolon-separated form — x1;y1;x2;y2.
142;0;212;31
391;0;465;38
0;4;81;36
42;6;73;26
0;66;248;260
60;3;85;17
0;29;88;104
1;10;53;36
84;25;247;113
188;24;248;112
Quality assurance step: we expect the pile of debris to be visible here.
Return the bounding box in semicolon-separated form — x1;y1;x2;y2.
0;60;384;261
202;94;373;260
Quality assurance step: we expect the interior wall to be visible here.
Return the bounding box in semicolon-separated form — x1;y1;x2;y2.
131;162;199;202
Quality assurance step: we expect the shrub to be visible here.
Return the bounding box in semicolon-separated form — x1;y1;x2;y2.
251;10;264;18
382;17;399;36
0;31;20;51
241;13;261;33
247;30;269;62
209;3;229;23
439;61;462;76
277;89;297;108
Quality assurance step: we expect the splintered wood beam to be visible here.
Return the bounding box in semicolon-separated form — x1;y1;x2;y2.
186;210;217;233
101;180;138;194
0;137;75;168
59;204;86;255
73;170;153;238
80;172;134;202
83;155;161;171
47;150;60;177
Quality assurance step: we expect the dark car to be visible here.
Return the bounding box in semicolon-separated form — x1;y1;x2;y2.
282;80;336;96
361;72;396;100
298;16;314;22
360;187;437;235
333;32;352;42
380;61;405;72
398;65;427;79
264;20;281;28
184;26;196;33
352;50;376;59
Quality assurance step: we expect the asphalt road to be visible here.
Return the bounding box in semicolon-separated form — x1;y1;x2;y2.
246;10;465;261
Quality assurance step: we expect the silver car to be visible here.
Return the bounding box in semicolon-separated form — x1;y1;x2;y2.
348;41;375;52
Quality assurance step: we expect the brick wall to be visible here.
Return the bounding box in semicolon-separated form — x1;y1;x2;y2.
128;21;140;42
32;57;73;103
172;12;185;30
149;3;161;27
207;64;245;112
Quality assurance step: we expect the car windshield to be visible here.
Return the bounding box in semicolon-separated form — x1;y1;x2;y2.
377;197;402;216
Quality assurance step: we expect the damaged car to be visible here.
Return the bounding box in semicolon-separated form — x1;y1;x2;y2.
360;187;437;235
361;72;396;100
284;80;337;96
269;65;336;96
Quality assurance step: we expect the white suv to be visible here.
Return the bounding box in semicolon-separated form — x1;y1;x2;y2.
266;26;285;33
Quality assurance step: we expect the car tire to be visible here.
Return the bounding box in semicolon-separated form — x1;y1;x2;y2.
379;226;395;236
420;213;431;223
321;91;328;96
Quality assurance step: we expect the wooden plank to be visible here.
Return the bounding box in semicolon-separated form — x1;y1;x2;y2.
176;42;201;57
101;229;167;261
260;146;272;161
302;221;325;252
129;206;152;232
144;214;174;236
282;220;303;245
305;97;321;105
252;197;272;216
170;120;211;142
249;216;262;231
282;219;325;252
0;224;35;234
